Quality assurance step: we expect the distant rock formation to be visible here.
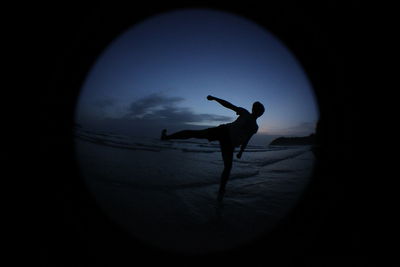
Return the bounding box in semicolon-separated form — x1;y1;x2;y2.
270;134;316;146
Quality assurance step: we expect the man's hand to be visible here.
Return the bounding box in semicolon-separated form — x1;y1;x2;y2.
207;95;215;101
236;151;242;159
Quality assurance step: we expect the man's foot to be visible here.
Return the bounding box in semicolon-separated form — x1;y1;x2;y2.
161;129;168;140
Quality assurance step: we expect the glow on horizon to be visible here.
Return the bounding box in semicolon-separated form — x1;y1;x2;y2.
76;9;319;137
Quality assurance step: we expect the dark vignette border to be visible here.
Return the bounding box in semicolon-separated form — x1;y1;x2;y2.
31;2;360;266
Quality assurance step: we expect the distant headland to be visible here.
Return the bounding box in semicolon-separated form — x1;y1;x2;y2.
269;133;316;146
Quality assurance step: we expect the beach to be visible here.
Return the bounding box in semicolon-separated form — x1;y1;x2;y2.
74;128;315;254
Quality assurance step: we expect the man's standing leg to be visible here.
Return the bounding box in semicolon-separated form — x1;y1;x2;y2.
218;143;234;202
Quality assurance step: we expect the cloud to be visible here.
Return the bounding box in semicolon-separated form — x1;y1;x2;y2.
123;92;231;123
94;98;116;109
125;92;184;118
85;92;234;137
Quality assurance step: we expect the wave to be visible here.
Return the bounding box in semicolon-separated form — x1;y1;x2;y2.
75;134;162;152
255;150;308;167
269;169;296;173
230;170;260;179
74;128;308;156
181;149;217;153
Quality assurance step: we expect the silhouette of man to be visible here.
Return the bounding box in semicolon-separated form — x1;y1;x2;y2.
161;95;265;202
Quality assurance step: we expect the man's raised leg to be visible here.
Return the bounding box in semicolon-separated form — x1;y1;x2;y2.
161;129;209;140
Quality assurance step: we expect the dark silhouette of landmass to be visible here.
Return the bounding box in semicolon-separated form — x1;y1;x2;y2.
270;133;316;146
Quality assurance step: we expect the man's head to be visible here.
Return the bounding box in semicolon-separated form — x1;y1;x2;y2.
252;101;265;118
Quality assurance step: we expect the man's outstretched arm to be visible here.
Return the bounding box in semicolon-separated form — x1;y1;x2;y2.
207;95;244;114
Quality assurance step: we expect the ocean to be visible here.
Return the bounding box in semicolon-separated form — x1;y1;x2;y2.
74;127;315;254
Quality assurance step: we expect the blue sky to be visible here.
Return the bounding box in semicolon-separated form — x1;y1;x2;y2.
75;8;319;139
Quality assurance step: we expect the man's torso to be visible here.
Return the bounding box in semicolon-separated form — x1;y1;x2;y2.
222;109;258;147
